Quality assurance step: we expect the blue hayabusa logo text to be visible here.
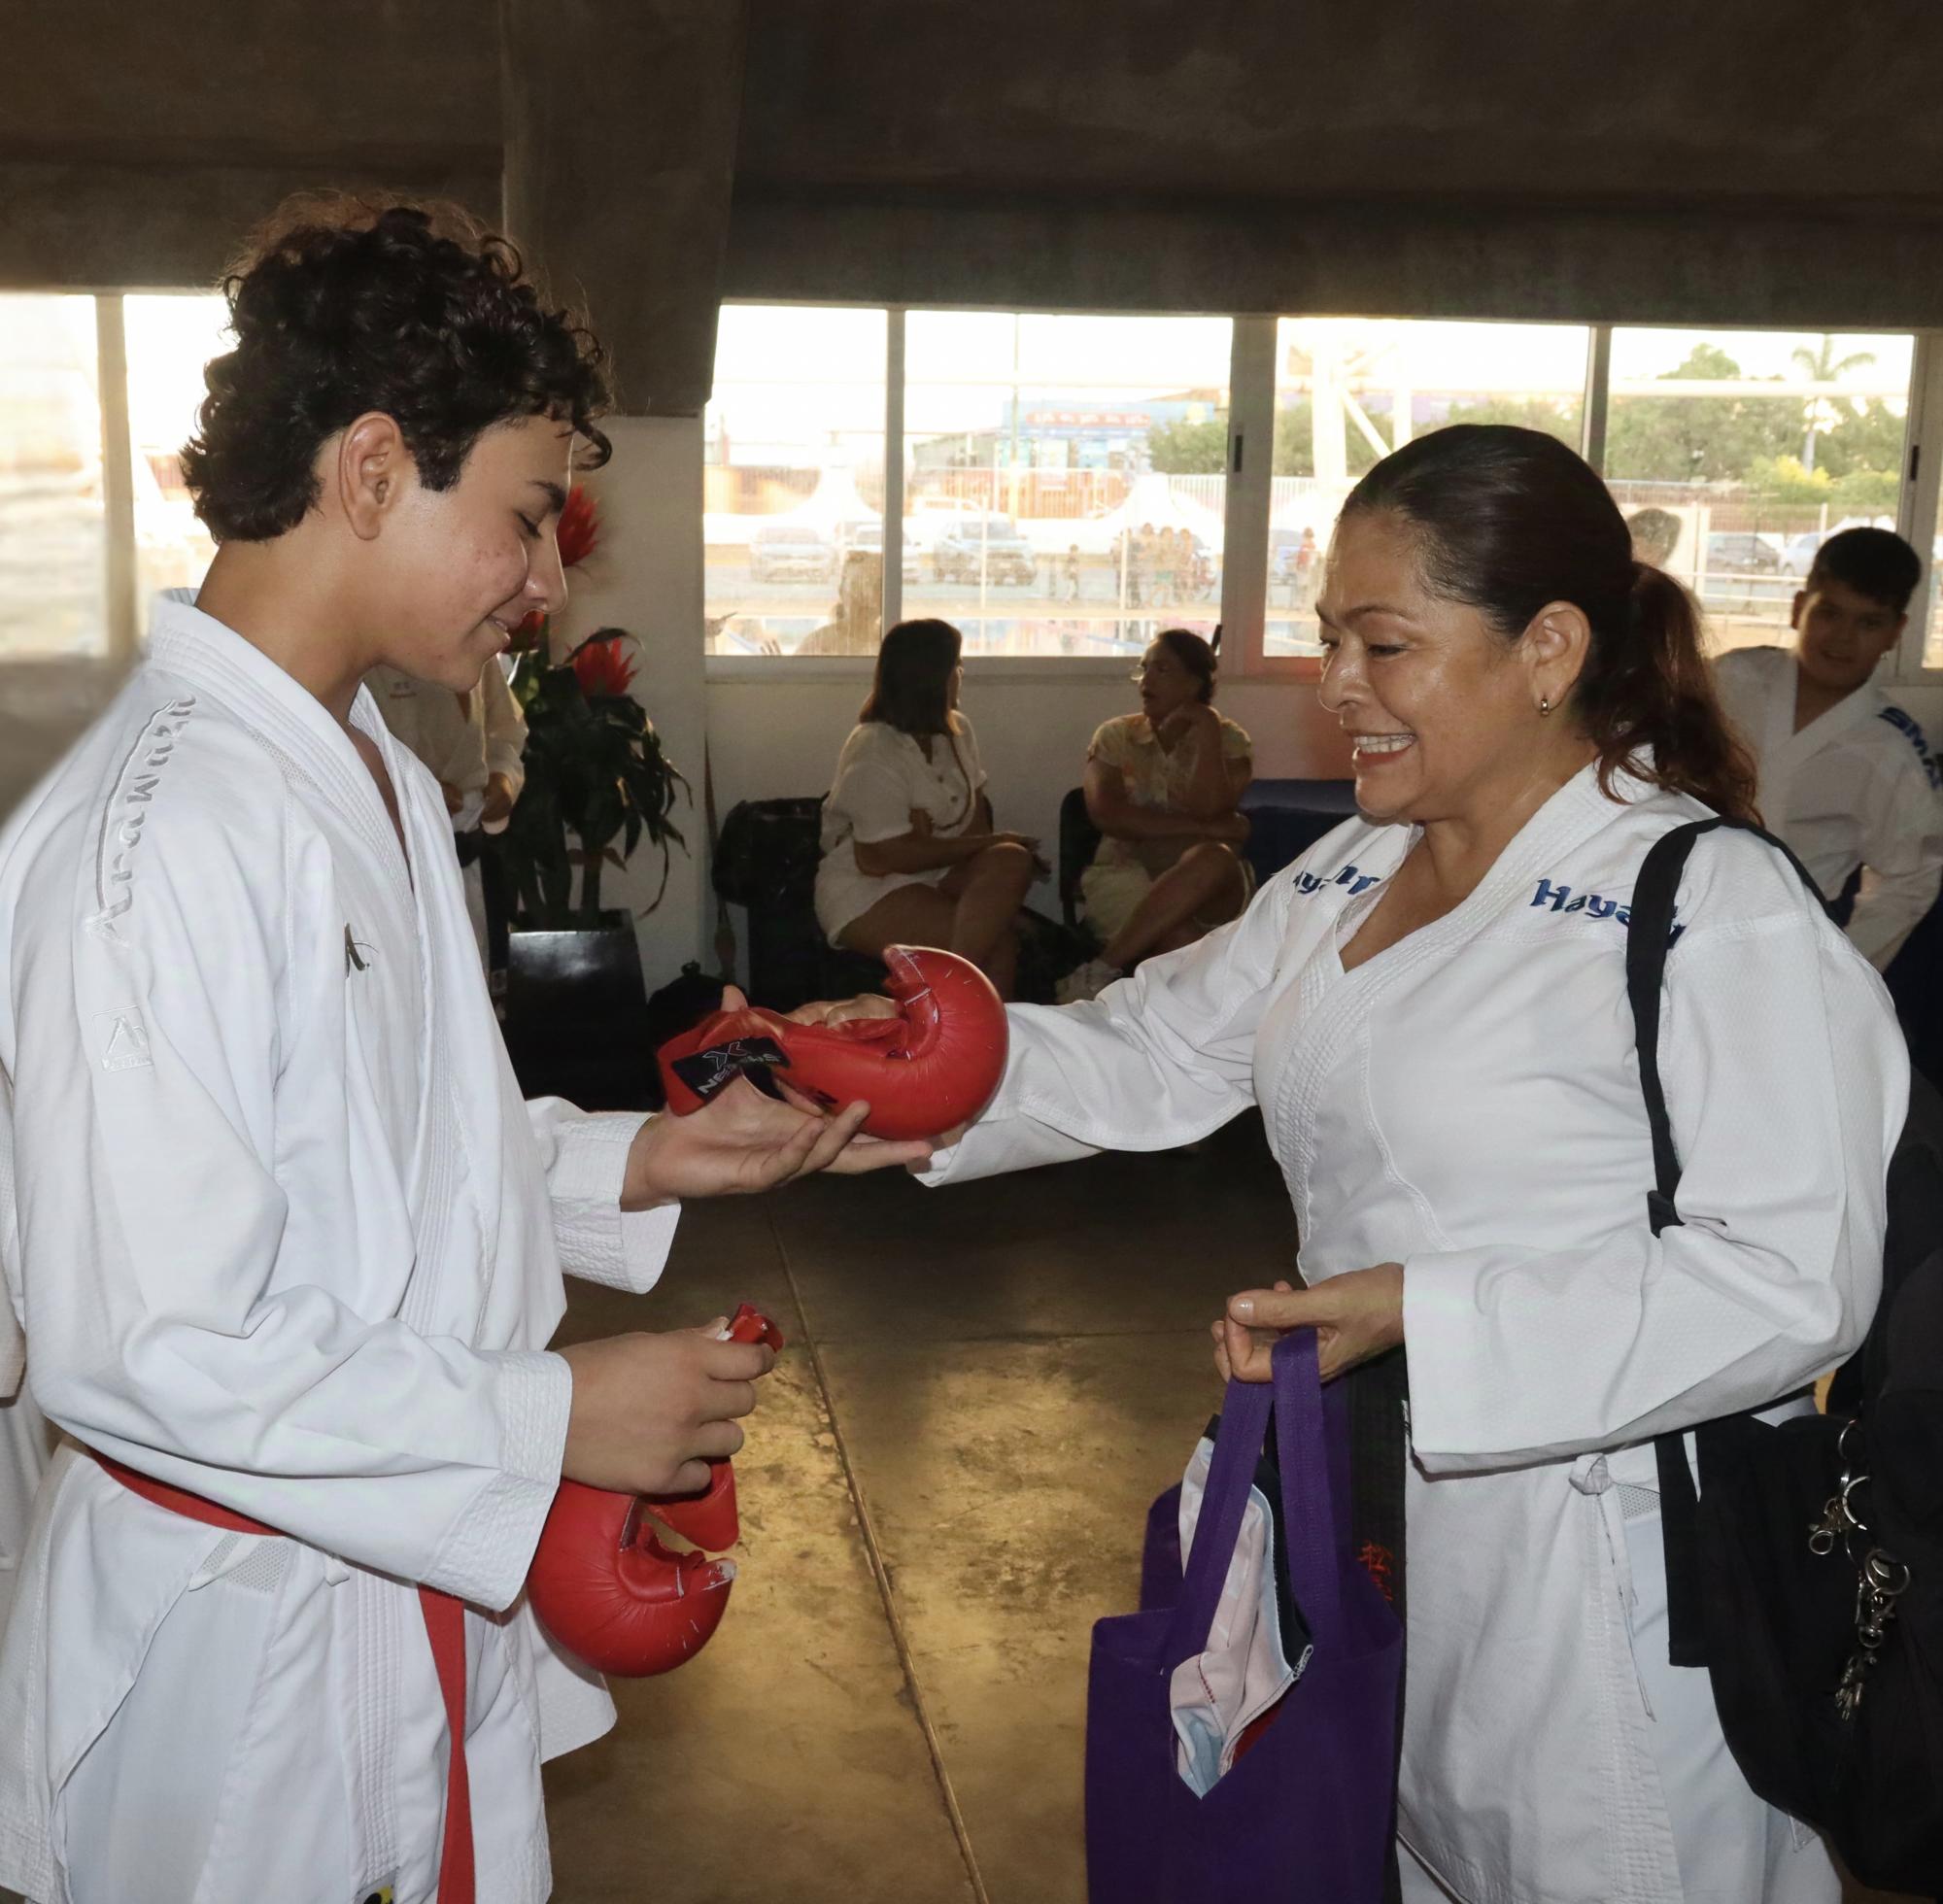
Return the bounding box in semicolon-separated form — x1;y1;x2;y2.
1531;877;1684;944
1879;706;1943;791
1294;862;1382;897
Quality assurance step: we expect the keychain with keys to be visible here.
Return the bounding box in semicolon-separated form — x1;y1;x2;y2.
1834;1547;1912;1721
1809;1424;1868;1556
1808;1493;1853;1556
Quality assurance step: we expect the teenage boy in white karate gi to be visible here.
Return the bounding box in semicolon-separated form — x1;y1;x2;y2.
0;195;930;1904
1713;527;1943;969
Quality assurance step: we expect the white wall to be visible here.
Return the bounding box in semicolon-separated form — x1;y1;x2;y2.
702;664;1356;930
703;663;1943;938
558;415;711;988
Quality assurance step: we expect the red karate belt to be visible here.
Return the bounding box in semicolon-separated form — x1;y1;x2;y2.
91;1450;475;1904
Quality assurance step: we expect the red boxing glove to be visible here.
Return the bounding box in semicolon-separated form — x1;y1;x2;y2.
658;944;1007;1141
528;1306;785;1678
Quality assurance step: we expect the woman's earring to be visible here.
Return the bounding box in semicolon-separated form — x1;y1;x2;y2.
1539;696;1551;716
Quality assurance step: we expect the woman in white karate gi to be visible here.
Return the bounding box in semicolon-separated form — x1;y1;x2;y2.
0;199;930;1904
909;426;1905;1903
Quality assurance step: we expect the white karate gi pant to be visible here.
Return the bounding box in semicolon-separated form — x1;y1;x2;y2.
59;1545;284;1901
0;1385;54;1638
1400;1504;1839;1904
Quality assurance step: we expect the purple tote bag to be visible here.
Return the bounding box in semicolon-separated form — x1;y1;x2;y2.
1085;1331;1403;1903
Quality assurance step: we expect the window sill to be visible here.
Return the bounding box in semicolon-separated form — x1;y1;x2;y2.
706;654;1142;685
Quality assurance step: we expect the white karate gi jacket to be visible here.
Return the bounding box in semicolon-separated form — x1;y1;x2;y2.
1714;644;1943;969
0;592;676;1904
924;761;1905;1904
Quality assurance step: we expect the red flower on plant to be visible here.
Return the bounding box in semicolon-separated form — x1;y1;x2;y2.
507;609;548;653
571;633;636;699
557;485;600;570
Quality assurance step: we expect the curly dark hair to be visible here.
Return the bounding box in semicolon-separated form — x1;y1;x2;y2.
180;193;612;542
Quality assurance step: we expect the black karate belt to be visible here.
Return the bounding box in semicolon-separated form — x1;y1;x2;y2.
667;1035;789;1105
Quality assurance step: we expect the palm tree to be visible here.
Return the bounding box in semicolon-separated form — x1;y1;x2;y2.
1791;335;1876;473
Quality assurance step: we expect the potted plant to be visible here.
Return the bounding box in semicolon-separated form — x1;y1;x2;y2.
492;487;692;1105
498;624;690;930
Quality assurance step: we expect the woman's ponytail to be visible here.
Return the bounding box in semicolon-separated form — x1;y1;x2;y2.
1574;562;1758;822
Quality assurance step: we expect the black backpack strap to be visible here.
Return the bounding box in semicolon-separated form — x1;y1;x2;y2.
1625;822;1714;1235
1625;816;1826;1668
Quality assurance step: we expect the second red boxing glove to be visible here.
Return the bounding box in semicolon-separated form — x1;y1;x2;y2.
528;1305;785;1678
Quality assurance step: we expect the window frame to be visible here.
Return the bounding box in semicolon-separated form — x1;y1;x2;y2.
0;290;133;668
708;297;1245;680
18;291;1928;685
1234;316;1608;682
703;303;1930;683
1895;329;1943;684
1223;315;1287;679
1599;320;1926;678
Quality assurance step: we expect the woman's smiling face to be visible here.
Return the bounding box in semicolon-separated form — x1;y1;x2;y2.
1315;510;1559;828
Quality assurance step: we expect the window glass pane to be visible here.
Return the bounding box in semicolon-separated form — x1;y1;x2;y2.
904;313;1232;657
1265;319;1590;658
705;306;887;656
1605;328;1913;657
125;294;229;619
0;294;106;659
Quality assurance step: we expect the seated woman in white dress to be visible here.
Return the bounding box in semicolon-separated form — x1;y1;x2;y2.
1060;629;1253;1003
814;618;1040;998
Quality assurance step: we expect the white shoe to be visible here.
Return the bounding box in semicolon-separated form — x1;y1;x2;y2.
1056;957;1123;1004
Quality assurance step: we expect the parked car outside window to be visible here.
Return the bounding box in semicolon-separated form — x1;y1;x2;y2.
749;523;837;584
931;515;1038;586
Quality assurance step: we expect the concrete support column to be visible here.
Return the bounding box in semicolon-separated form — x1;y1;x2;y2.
501;0;746;417
501;0;746;981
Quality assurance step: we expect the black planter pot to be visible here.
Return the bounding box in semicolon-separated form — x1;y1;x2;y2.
501;914;658;1110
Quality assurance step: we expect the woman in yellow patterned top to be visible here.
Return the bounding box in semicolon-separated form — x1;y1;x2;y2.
1059;629;1253;1003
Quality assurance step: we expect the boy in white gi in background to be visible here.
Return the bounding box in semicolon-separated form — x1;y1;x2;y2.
371;657;528;966
0;195;930;1904
1712;527;1943;969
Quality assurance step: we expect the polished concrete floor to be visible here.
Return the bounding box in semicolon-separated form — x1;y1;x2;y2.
543;1112;1289;1904
541;1113;1919;1904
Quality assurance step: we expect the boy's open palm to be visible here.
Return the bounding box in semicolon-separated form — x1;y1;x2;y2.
624;987;935;1204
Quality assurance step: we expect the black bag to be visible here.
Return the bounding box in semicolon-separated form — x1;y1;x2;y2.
1628;816;1943;1895
711;798;883;1012
713;796;824;910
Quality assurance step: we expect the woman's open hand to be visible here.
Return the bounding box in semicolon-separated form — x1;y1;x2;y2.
786;993;902;1027
1212;1265;1404;1383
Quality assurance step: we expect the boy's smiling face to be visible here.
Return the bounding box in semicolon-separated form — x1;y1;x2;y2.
1792;572;1907;699
350;413;576;694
